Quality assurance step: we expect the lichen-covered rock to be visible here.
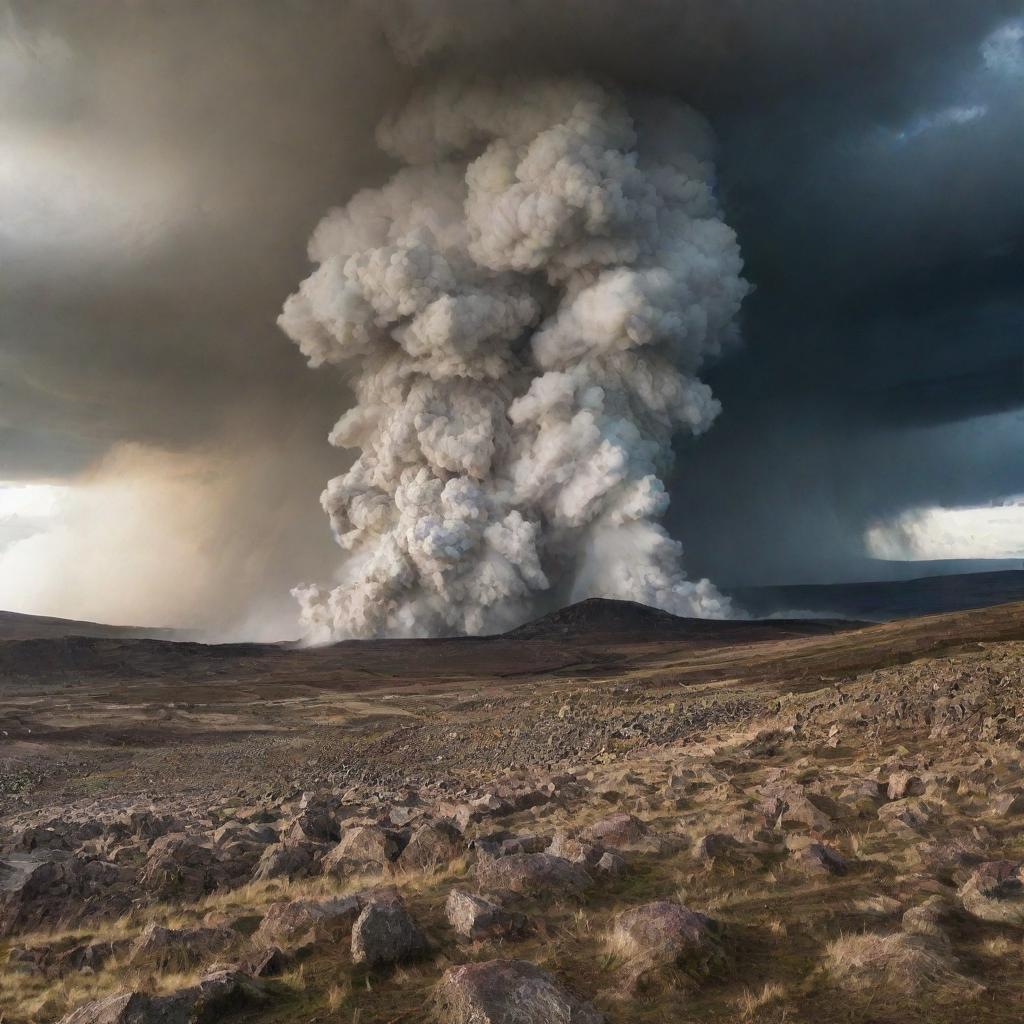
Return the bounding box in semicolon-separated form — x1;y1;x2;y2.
797;842;849;876
475;853;592;898
398;821;463;871
253;895;363;951
579;813;649;849
322;826;399;875
57;969;266;1024
436;959;604;1023
0;851;129;936
252;839;322;882
608;901;724;989
445;889;526;941
127;923;235;971
350;894;427;967
139;834;217;899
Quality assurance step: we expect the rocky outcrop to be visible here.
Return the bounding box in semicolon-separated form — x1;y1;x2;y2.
0;850;128;936
139;834;218;900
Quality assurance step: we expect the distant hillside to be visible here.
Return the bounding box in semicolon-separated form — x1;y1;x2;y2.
0;609;182;642
730;569;1024;621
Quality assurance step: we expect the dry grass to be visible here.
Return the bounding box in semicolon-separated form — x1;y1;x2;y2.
852;895;902;918
824;931;984;1001
734;980;787;1019
9;638;1024;1023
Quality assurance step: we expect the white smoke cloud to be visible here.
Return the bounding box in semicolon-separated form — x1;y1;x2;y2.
279;76;748;640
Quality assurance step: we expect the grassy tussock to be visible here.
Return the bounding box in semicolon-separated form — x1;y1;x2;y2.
824;931;984;1000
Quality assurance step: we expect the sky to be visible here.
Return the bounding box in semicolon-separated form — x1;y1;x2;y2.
0;1;1022;635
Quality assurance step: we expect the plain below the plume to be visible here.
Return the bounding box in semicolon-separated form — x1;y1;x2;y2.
731;569;1024;622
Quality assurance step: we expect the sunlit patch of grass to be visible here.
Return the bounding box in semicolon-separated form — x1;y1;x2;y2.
734;980;787;1018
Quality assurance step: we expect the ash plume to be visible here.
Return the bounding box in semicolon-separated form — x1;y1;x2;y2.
279;77;749;640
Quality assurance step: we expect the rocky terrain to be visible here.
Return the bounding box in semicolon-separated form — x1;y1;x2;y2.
2;598;1024;1022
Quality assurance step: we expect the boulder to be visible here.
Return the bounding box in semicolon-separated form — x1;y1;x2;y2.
547;831;604;866
322;826;399;875
609;901;724;988
253;895;364;951
0;851;128;936
579;813;650;850
399;821;463;871
127;923;235;971
350;894;427;968
796;842;849;876
58;970;265;1024
252;839;322;882
475;853;592;898
959;860;1024;925
887;771;924;801
445;890;526;941
139;834;217;900
436;959;604;1023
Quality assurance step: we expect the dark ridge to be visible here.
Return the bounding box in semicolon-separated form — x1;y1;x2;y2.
501;597;853;642
731;569;1024;622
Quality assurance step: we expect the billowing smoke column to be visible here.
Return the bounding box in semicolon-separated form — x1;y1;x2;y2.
279;77;749;640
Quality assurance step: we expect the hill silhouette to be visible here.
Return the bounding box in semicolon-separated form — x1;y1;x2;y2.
501;597;851;641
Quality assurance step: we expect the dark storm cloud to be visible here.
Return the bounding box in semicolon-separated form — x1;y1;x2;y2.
2;0;1023;629
2;0;408;478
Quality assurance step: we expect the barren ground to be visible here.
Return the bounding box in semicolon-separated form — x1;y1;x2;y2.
2;599;1024;1023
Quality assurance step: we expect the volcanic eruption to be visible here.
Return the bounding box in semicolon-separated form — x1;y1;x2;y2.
279;76;749;640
